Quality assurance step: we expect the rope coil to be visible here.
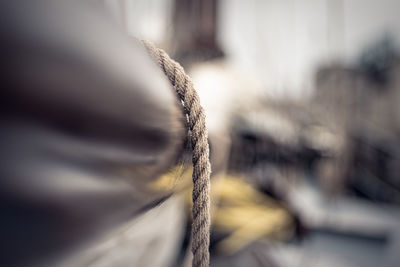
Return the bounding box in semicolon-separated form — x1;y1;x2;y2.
142;40;211;267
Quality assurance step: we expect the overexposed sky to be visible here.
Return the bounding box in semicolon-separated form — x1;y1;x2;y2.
109;0;400;100
219;0;400;100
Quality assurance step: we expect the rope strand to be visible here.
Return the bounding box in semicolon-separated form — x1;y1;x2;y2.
142;40;211;267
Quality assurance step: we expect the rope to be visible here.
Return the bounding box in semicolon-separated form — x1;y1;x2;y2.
142;40;211;267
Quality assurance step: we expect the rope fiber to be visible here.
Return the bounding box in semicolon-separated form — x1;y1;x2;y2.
142;40;211;267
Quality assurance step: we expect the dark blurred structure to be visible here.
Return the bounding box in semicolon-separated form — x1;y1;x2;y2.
172;0;224;65
312;35;400;204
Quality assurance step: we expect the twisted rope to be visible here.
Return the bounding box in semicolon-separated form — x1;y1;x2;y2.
142;40;211;267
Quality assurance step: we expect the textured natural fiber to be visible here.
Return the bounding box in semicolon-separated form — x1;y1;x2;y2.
142;40;211;267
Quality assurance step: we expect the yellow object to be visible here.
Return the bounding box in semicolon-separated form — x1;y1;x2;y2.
149;167;294;254
211;175;293;253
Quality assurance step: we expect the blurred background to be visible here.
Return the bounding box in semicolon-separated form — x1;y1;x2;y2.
108;0;400;266
2;0;400;267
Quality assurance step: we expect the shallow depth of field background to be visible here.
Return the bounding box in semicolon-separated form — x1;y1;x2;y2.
111;1;400;266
